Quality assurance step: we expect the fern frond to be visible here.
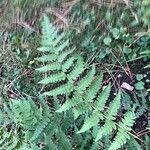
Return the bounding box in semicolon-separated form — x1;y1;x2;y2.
35;63;61;72
30;116;50;141
89;142;99;150
145;135;150;150
38;72;66;84
127;137;141;150
5;97;51;142
20;142;42;150
55;40;69;54
43;83;74;96
4;137;18;150
67;56;85;82
76;65;95;94
119;111;136;130
77;112;103;133
42;15;54;35
38;96;51;116
0;129;12;145
84;73;103;102
37;46;51;52
94;83;111;110
109;131;130;150
73;102;92;119
53;32;65;47
106;91;121;120
35;54;57;62
58;48;75;63
109;111;136;150
9;100;34;128
62;57;76;72
57;129;72;150
0;129;19;150
42;28;58;47
95;120;116;141
42;24;56;39
41;16;58;47
56;93;83;113
35;17;138;150
44;135;57;150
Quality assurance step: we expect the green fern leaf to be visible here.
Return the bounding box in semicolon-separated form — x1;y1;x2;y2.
0;129;19;150
37;47;51;52
127;137;141;150
95;83;111;111
109;111;136;150
90;142;99;150
76;65;95;94
35;63;61;72
58;48;75;63
56;93;83;113
42;30;58;47
73;102;92;119
62;57;76;72
0;130;12;145
106;91;121;120
119;111;136;131
41;16;59;48
6;137;18;150
43;83;74;96
30;116;50;141
38;72;66;84
57;129;72;150
95;120;116;141
53;32;65;47
55;40;69;54
109;131;130;150
9;100;34;128
20;143;41;150
38;95;51;115
77;111;103;133
67;56;84;82
145;135;150;150
42;15;54;35
35;54;57;62
84;73;103;102
44;135;57;150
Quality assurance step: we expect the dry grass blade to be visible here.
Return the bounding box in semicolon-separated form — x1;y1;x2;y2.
45;0;80;29
93;0;133;7
45;8;69;29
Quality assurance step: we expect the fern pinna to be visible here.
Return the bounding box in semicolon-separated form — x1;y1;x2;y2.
36;15;137;150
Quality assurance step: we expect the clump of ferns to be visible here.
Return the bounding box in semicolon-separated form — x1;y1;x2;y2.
0;96;73;150
35;15;140;150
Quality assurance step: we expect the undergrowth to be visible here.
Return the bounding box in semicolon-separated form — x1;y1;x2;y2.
0;1;149;150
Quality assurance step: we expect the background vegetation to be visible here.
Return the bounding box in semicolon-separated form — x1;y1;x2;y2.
0;0;149;150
